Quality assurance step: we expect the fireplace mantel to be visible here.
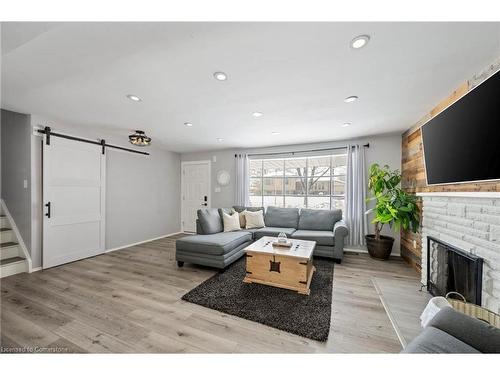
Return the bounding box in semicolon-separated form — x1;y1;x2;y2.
417;192;500;199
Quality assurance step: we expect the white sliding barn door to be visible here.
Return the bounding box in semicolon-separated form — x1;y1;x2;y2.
43;136;106;269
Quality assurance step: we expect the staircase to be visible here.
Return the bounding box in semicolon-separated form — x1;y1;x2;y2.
0;204;29;278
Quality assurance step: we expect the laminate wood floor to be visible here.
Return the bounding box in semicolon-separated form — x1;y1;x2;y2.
0;235;425;353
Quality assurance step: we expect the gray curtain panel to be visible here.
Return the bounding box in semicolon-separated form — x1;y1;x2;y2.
235;153;249;206
345;144;368;246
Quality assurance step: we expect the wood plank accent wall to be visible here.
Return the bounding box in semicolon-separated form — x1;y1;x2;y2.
400;59;500;274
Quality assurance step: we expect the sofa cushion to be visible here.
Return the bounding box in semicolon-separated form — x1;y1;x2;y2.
428;306;500;353
402;327;480;353
197;208;223;234
254;227;296;240
241;228;260;239
298;208;342;231
264;207;299;228
176;232;252;256
291;230;334;246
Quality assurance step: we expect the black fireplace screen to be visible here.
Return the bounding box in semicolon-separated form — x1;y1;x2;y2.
427;236;483;305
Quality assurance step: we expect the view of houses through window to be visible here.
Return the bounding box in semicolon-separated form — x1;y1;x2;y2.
249;154;347;211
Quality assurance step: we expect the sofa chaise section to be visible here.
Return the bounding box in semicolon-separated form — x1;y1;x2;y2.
176;208;251;269
176;231;252;269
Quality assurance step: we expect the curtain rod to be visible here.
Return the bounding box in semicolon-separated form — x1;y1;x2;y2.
37;127;150;156
235;143;369;158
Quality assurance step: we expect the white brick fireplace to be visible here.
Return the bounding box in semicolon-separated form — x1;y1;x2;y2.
419;192;500;313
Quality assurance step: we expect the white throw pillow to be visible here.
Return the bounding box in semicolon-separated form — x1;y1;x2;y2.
244;210;265;229
223;211;241;232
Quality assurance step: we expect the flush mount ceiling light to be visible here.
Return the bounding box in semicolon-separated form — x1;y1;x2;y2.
252;112;263;118
271;131;280;135
351;35;370;49
126;94;142;102
129;130;151;146
184;122;193;127
216;138;224;142
342;123;351;128
213;71;227;81
344;95;359;103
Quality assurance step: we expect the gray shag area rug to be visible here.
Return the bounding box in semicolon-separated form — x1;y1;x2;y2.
181;257;334;341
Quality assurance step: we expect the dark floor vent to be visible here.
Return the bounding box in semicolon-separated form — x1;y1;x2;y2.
427;236;483;305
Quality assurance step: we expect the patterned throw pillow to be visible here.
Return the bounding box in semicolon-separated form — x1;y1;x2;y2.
244;210;265;229
238;210;247;228
222;211;241;232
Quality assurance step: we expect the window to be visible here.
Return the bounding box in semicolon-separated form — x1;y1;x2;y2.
249;154;347;211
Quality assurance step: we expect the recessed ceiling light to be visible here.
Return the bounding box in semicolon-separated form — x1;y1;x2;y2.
344;96;359;103
126;94;142;102
342;123;351;128
184;122;193;127
252;112;263;118
271;132;280;135
216;138;224;142
213;72;227;81
351;35;370;49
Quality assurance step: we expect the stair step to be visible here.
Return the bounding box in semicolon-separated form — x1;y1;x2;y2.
0;228;15;242
0;243;20;260
1;256;25;266
0;242;18;248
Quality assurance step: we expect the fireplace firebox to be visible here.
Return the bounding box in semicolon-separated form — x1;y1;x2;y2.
427;236;484;305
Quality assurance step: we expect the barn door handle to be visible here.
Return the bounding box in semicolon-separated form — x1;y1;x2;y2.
45;202;51;218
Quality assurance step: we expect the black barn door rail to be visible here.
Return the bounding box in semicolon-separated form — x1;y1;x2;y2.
38;126;150;156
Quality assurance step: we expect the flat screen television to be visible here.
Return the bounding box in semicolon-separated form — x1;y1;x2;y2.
421;69;500;185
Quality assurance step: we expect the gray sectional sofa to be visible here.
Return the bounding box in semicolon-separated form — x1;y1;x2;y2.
402;306;500;353
175;206;349;270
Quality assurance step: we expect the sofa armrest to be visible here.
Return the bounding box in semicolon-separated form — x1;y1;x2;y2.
333;220;349;238
428;306;500;353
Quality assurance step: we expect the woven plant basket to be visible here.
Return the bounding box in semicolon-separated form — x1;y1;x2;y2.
446;292;500;328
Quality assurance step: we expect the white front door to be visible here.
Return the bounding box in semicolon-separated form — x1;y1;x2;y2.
182;161;210;233
43;136;106;269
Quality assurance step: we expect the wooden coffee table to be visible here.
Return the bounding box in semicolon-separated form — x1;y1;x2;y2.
243;236;316;295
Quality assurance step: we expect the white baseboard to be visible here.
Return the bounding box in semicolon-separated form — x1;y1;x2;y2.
30;267;42;273
0;199;33;272
105;232;183;253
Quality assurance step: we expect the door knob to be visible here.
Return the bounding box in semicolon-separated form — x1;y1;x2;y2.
201;203;208;206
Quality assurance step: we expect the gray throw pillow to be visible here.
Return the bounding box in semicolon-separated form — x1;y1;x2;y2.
197;208;223;234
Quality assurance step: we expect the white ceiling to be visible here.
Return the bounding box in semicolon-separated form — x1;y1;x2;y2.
1;22;499;153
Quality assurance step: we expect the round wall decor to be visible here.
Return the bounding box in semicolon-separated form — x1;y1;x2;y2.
216;170;231;186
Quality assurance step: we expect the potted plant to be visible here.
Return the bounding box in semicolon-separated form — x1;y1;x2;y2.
365;164;420;260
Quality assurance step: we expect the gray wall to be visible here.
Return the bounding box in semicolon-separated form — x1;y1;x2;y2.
181;133;402;255
106;147;181;250
30;115;181;268
1;109;32;252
